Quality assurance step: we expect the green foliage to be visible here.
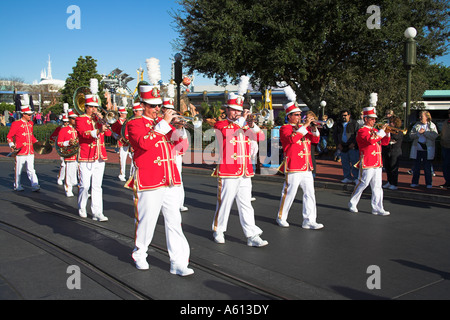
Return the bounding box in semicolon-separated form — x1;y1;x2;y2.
174;0;449;117
0;103;15;114
0;123;58;143
60;56;103;108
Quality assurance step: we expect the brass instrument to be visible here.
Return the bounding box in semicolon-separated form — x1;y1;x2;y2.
121;116;135;144
55;139;80;158
33;140;53;155
313;118;334;128
249;108;270;121
172;112;203;129
374;122;407;135
73;86;92;115
7;147;22;158
73;85;118;124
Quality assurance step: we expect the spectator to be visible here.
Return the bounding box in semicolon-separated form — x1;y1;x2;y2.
409;110;438;188
333;109;359;183
35;112;42;125
382;116;404;190
317;114;330;157
440;108;450;189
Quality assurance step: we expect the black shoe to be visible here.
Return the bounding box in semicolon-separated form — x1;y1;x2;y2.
439;184;449;189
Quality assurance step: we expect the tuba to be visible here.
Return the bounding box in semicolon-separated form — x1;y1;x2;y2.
73;86;119;126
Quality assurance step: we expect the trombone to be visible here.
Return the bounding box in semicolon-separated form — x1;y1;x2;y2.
374;121;407;134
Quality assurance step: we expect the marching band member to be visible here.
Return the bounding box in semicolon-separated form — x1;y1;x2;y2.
56;110;78;197
162;97;189;212
76;79;111;221
111;106;129;182
212;89;268;247
275;96;323;229
7;96;40;192
127;102;144;178
348;107;391;215
49;119;66;186
125;80;193;276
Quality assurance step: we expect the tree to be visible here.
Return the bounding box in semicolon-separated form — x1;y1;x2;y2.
173;0;449;115
60;56;103;108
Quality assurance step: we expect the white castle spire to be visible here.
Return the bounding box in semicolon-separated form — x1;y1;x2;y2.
47;54;53;80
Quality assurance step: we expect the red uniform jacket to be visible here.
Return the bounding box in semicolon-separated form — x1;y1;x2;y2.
76;114;111;162
57;125;78;162
111;118;129;147
7;119;38;156
356;126;390;169
124;116;181;191
49;126;62;143
278;124;320;173
212;119;266;178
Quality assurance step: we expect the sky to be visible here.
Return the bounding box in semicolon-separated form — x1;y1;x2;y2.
0;0;202;90
0;0;449;92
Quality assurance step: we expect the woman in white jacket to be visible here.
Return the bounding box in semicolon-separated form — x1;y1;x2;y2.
409;111;439;188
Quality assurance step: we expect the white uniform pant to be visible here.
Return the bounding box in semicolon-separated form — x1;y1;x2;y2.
277;171;317;223
64;161;78;195
14;155;39;189
175;154;185;208
132;186;190;267
212;176;263;238
57;157;66;183
349;167;385;212
118;146;129;179
78;160;105;216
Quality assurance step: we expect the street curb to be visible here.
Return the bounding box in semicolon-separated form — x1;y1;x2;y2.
183;167;450;205
1;157;449;205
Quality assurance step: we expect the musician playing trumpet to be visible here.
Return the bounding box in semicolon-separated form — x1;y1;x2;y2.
212;93;268;247
76;90;112;221
125;84;193;276
56;110;79;197
276;102;323;229
348;107;391;216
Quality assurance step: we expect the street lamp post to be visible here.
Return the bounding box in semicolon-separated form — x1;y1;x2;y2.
404;27;417;129
320;101;327;118
174;53;183;112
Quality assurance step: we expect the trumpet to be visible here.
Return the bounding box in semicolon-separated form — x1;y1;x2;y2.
313;118;334;128
171;112;203;129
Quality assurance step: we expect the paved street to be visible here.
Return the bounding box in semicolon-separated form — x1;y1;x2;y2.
0;158;449;300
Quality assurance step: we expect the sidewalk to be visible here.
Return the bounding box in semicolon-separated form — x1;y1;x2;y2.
1;145;448;204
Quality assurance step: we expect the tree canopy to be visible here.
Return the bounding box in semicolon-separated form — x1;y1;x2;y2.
61;56;103;108
173;0;449;116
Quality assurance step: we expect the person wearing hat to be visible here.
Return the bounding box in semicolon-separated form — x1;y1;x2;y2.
275;101;323;229
125;84;193;276
348;107;391;216
211;93;268;247
56;110;79;197
6;96;40;192
76;88;112;222
111;106;130;182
